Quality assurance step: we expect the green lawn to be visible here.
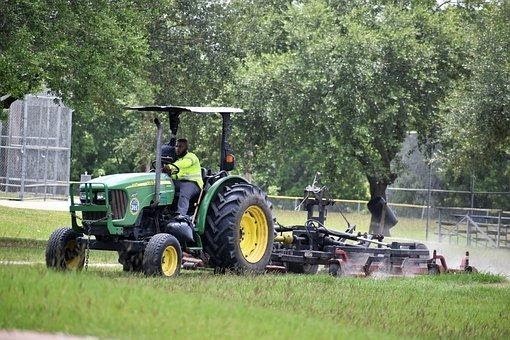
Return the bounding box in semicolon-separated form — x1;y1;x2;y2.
0;265;508;339
0;206;509;338
0;238;119;264
0;206;69;240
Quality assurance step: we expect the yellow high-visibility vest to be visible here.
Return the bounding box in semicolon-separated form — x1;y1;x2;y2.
168;152;203;189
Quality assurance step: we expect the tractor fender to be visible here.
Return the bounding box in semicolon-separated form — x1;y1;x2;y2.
195;175;249;234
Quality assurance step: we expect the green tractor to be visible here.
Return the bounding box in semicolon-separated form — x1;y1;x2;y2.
45;106;274;277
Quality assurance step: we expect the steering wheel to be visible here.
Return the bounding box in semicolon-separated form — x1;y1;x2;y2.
150;159;180;174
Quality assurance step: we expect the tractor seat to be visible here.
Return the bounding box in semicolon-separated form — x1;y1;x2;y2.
201;167;217;189
201;167;212;181
203;168;229;188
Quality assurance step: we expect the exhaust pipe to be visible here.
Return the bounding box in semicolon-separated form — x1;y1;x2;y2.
152;118;163;207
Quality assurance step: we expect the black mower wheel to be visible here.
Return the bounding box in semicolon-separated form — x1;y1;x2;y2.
428;263;441;275
288;262;319;275
329;262;343;277
45;227;85;271
204;183;274;273
142;233;182;277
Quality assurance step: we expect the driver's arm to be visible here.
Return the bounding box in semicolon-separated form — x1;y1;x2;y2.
174;155;194;169
164;154;194;173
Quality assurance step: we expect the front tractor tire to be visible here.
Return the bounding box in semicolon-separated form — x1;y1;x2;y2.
204;183;274;273
46;227;85;271
142;233;182;277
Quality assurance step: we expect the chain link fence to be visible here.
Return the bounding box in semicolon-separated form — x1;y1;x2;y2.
269;191;510;248
0;93;72;200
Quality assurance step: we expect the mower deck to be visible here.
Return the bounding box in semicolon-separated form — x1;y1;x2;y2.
265;173;475;277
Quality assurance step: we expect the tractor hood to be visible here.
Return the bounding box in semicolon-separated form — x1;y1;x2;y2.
74;172;175;231
84;173;172;190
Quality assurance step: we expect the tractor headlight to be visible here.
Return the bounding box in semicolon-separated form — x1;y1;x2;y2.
96;191;106;201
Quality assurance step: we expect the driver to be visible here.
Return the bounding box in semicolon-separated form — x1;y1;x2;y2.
164;138;203;224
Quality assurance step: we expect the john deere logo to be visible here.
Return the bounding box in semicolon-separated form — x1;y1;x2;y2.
130;198;140;214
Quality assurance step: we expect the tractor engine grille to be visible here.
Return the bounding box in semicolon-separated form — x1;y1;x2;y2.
109;189;128;219
82;189;127;222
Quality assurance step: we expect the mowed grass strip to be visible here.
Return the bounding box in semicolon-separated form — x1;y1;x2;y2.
0;206;69;240
1;206;508;338
0;239;119;264
1;266;394;340
1;265;508;339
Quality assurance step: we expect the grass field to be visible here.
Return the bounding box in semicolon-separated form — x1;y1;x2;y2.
1;265;509;339
0;206;69;240
0;238;119;264
1;205;509;339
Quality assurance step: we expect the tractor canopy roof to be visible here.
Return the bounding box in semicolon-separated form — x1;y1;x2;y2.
125;105;243;114
126;105;240;171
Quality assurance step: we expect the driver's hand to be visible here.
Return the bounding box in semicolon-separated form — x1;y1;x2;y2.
163;164;178;174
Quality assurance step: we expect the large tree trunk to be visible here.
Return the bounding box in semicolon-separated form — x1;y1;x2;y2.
368;176;390;236
368;177;388;200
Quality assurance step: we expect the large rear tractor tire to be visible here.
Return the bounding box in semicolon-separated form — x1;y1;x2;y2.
204;183;274;272
46;227;85;271
143;233;182;277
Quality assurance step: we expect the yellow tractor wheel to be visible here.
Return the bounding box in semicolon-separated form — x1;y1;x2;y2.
46;227;85;271
143;233;182;277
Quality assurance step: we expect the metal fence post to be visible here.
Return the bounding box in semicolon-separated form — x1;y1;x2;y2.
5;106;14;193
438;209;442;242
20;97;29;200
470;174;475;213
66;109;73;198
43;98;50;200
426;163;432;241
497;210;501;248
466;215;471;246
455;214;459;245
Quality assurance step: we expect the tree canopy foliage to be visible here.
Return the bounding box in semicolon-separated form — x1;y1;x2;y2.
440;2;509;173
228;0;471;199
1;0;508;205
0;0;154;178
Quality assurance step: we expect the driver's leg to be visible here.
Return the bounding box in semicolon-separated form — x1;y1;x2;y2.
176;181;200;217
173;180;181;195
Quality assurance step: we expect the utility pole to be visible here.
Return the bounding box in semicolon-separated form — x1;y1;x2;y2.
426;162;432;241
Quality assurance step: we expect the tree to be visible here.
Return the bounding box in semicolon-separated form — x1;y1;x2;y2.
146;0;300;176
439;2;509;176
431;1;510;209
229;51;368;197
228;0;466;234
0;1;154;179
